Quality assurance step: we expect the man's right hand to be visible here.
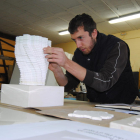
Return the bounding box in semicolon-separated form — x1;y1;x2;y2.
48;62;68;86
48;62;60;72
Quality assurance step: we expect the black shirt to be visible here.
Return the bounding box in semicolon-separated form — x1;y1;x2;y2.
65;33;138;104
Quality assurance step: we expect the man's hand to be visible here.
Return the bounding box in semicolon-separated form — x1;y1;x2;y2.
43;46;86;82
48;62;60;72
43;46;69;67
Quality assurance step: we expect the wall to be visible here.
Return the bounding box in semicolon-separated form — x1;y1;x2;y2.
54;29;140;72
113;30;140;72
54;41;76;55
1;28;140;88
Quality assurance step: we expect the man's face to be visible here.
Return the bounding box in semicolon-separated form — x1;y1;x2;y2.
71;26;97;55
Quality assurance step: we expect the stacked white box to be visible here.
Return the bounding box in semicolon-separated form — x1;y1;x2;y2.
1;84;64;108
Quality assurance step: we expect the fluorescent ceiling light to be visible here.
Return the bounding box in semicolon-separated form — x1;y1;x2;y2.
58;30;69;35
109;13;140;24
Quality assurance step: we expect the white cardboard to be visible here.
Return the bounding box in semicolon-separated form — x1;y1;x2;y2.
1;84;64;108
110;115;140;134
0;107;57;125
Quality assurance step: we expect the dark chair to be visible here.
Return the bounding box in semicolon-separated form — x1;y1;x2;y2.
133;71;140;98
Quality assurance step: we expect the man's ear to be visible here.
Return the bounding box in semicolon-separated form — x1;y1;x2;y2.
91;29;97;39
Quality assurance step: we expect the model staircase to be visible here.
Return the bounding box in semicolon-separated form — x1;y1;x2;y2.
0;38;15;89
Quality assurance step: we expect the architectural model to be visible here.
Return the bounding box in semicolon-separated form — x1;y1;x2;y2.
1;34;64;107
15;34;51;85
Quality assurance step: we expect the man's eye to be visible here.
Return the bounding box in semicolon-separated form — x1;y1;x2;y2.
79;37;83;39
72;39;76;42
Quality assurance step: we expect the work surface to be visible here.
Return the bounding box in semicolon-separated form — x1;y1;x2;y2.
0;99;133;127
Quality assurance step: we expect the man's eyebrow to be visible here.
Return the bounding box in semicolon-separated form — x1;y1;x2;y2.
71;35;84;41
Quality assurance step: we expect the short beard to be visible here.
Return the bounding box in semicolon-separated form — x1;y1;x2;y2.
90;37;96;50
83;37;96;55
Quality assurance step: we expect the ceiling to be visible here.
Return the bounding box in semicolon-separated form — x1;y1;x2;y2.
0;0;140;45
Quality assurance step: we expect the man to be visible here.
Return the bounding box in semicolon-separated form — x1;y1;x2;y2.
43;13;138;104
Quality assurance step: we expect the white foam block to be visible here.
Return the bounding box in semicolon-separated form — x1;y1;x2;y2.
1;84;64;108
110;115;140;134
68;110;114;120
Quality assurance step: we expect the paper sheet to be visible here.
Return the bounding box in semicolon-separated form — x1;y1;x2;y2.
0;120;139;140
95;107;140;115
0;107;56;125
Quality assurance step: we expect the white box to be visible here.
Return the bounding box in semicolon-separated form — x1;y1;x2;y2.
110;115;140;134
1;84;64;108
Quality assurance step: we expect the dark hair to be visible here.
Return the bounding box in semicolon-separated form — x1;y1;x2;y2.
68;13;96;36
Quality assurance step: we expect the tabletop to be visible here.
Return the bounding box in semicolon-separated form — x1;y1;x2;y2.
0;99;133;127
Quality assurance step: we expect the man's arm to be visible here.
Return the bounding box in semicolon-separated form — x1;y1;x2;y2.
49;63;68;86
83;41;128;92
